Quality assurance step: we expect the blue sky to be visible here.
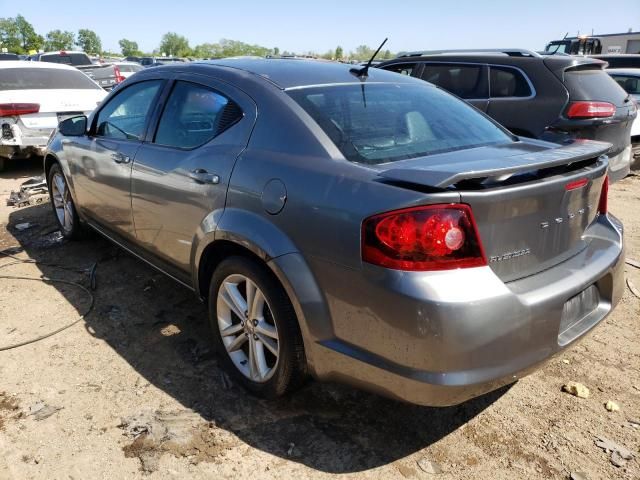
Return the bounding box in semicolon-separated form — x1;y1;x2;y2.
2;0;639;54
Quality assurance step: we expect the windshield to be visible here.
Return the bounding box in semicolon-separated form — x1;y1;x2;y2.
288;83;512;165
545;41;570;54
0;68;102;90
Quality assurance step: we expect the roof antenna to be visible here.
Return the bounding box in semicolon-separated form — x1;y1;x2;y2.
350;38;388;79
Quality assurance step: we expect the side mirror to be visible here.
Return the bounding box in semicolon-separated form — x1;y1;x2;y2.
59;115;87;136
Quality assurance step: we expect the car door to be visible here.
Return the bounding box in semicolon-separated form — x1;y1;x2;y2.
419;62;489;111
131;74;256;276
67;79;166;240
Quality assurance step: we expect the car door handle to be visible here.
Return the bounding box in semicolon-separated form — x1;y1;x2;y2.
111;152;131;164
188;168;220;185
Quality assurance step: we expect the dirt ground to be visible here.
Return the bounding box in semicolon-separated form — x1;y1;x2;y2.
0;159;638;480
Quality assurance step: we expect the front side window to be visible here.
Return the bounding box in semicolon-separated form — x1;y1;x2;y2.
95;80;163;140
154;81;243;149
288;83;512;165
489;66;532;98
420;63;487;99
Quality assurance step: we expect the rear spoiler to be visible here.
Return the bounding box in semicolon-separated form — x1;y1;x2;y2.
378;140;611;189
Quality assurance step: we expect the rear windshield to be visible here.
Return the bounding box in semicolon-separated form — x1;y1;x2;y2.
610;74;640;95
564;67;628;105
0;68;102;90
287;83;512;165
40;53;91;66
118;64;143;72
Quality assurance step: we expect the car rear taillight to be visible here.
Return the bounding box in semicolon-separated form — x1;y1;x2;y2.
362;204;487;271
114;66;125;83
566;101;616;119
0;103;40;117
598;176;608;215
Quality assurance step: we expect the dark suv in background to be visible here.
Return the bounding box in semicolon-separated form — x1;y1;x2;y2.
378;49;636;182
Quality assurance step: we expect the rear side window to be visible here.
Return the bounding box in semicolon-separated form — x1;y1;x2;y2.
420;64;487;99
154;81;243;149
40;53;91;66
0;68;102;90
288;83;511;165
609;74;640;95
383;63;416;76
564;67;628;105
95;80;163;140
489;66;532;98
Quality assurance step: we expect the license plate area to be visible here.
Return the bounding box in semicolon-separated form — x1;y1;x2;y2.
558;285;600;346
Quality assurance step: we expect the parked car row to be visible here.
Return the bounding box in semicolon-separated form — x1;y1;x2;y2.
0;61;106;170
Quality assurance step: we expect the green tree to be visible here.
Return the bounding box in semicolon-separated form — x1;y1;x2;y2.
44;30;75;51
272;46;280;56
159;32;191;57
0;17;21;53
382;49;393;59
335;45;343;60
321;50;334;60
77;29;102;55
15;15;42;52
192;43;221;59
119;38;140;57
353;45;375;61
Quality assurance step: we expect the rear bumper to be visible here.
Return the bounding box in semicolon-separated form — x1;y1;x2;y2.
283;214;624;406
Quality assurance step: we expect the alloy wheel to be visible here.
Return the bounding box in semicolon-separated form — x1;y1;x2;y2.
51;172;74;233
216;274;280;382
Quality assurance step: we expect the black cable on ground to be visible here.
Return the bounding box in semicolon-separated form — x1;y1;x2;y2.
0;249;96;351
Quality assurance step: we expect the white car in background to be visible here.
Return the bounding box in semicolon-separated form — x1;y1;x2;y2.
0;61;106;171
113;61;144;80
607;68;640;166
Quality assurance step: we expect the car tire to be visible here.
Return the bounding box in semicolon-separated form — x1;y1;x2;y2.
209;255;307;398
47;163;83;240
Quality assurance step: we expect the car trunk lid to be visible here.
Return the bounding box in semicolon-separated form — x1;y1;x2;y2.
375;139;610;282
0;89;103;130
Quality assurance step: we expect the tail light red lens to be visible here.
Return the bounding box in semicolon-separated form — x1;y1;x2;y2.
114;66;125;83
566;101;616;119
598;175;608;215
0;103;40;117
565;178;588;190
362;204;487;271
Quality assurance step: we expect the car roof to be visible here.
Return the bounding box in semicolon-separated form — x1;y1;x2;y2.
40;50;87;56
196;58;417;89
606;68;640;76
0;60;78;71
379;51;603;68
592;54;640;58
